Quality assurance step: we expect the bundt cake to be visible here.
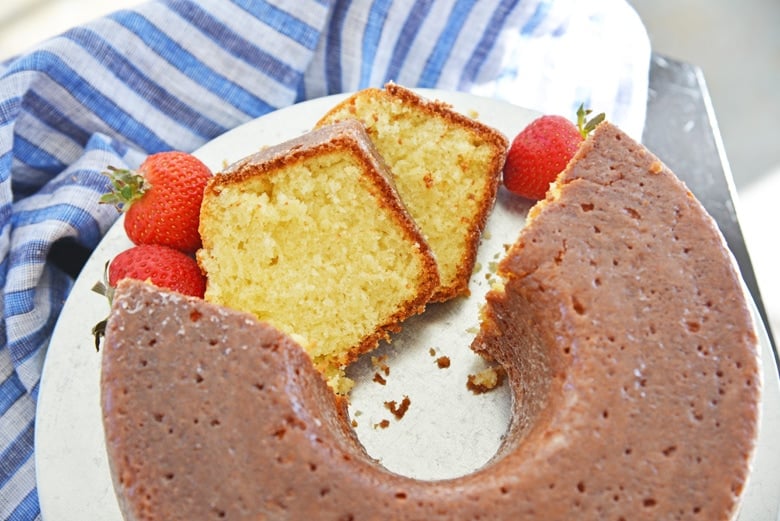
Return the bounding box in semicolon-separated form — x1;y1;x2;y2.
102;121;760;520
197;120;438;388
317;83;508;302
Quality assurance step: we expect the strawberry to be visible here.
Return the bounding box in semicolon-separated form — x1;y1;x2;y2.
503;105;604;200
91;244;206;350
101;151;212;254
107;244;206;298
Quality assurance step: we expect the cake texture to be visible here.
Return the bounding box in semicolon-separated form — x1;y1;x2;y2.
197;120;438;387
317;83;508;302
103;121;761;520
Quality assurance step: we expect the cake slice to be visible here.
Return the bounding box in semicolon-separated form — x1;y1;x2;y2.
197;120;438;389
317;84;508;302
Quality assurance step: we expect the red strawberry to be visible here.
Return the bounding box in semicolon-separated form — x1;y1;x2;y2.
503;106;604;200
108;244;206;298
101;151;212;253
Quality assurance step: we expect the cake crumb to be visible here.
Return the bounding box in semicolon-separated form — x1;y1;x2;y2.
467;366;506;394
384;395;411;420
436;356;451;369
374;419;390;429
371;355;390;376
428;347;437;357
373;372;387;385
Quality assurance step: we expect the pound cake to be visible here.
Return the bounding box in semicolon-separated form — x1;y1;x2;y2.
317;83;508;302
103;121;760;520
197;120;438;387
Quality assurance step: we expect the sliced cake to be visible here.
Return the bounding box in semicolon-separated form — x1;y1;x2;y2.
197;120;438;389
317;83;508;302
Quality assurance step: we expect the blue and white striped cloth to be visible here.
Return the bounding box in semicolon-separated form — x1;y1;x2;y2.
0;0;650;518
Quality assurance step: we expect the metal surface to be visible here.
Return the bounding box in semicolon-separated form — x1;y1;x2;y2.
642;53;778;365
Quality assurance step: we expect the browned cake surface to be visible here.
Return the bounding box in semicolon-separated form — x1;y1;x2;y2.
470;121;761;520
103;121;760;521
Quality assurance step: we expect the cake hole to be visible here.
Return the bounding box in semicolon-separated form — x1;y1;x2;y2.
147;339;157;347
581;203;594;212
577;481;586;493
662;445;677;457
347;328;513;481
190;310;203;322
153;412;164;422
571;296;586;315
164;472;174;480
686;321;701;333
624;207;641;220
195;374;204;384
643;498;657;508
210;419;221;427
395;492;407;500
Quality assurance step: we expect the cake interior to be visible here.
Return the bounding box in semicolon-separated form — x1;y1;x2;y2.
198;148;430;377
321;89;504;300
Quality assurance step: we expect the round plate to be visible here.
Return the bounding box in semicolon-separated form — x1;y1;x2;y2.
35;90;780;520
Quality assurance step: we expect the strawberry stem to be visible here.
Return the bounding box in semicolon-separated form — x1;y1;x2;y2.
99;165;148;211
91;261;115;351
576;104;606;139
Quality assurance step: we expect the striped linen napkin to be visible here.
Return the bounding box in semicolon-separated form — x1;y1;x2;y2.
0;0;649;518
